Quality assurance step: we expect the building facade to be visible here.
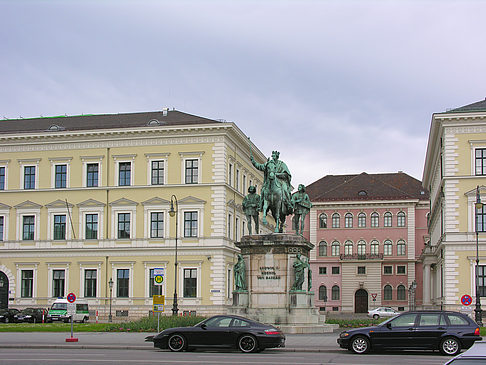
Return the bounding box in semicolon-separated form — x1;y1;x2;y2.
0;110;272;318
296;172;429;313
422;99;486;312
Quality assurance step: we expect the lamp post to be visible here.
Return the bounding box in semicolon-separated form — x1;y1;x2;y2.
169;195;179;316
108;278;113;323
409;280;417;311
475;185;483;326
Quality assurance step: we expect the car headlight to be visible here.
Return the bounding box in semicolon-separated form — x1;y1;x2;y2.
340;332;350;338
25;315;32;318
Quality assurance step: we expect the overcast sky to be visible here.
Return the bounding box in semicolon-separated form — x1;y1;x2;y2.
1;0;485;187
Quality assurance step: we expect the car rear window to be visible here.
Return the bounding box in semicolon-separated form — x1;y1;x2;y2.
447;314;469;326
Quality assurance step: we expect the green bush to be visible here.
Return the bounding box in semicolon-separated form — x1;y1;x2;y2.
104;315;207;332
325;318;385;328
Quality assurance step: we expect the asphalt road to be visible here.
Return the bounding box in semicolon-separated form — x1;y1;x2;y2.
0;348;451;365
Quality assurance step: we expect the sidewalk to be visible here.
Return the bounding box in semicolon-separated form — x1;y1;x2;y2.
0;330;341;352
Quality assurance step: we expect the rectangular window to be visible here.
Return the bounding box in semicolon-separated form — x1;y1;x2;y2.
332;266;340;275
236;169;240;191
117;213;130;239
151;161;164;185
332;214;340;228
243;175;247;195
228;163;233;186
86;214;98;239
383;265;393;275
0;216;3;241
357;266;366;275
150;212;164;238
149;268;163;297
184;211;198;237
118;162;131;186
476;148;486;175
22;215;35;240
21;270;33;298
117;269;129;297
87;163;99;187
0;166;5;190
53;215;66;240
84;269;97;297
185;159;198;184
24;166;35;189
183;268;197;298
235;217;239;241
397;265;406;275
55;164;67;188
477;206;486;233
479;265;486;297
319;267;327;275
52;269;65;297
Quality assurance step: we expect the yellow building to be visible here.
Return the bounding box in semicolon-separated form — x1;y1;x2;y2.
422;99;486;314
0;109;271;319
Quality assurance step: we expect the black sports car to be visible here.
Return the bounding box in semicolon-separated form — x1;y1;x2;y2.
146;314;285;353
337;310;481;356
0;308;19;323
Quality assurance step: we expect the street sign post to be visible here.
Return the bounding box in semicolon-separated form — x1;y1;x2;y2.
65;292;78;343
153;268;164;286
153;295;165;332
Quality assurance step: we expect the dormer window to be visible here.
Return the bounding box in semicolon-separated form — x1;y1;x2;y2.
147;119;160;126
358;190;367;196
47;124;65;131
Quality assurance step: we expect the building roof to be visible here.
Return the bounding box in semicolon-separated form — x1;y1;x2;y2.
306;172;429;202
447;98;486;113
0;110;221;134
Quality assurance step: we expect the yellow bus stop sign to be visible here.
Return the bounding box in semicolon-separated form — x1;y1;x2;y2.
153;295;165;312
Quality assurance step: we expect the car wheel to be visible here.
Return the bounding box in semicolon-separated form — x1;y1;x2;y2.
168;334;186;352
238;334;258;353
350;335;370;354
82;317;87;323
440;337;461;356
372;314;379;320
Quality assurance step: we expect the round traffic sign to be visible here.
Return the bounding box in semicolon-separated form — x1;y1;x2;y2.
67;292;76;303
154;275;164;284
461;294;472;306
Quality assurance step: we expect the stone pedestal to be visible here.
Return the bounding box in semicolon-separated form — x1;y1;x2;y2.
229;233;338;334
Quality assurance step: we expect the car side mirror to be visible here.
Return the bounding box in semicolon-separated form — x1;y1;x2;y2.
201;324;207;330
386;322;392;329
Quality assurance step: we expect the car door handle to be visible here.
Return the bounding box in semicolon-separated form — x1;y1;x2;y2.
408;327;416;331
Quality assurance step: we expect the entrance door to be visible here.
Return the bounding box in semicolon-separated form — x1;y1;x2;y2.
0;272;8;309
355;289;368;313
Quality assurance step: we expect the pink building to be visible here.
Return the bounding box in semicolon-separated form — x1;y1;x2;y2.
289;172;429;313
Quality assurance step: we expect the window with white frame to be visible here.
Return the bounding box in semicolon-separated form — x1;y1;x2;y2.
185;159;198;184
150;212;164;238
228;213;232;239
85;214;99;239
0;216;4;241
54;164;67;188
81;155;103;188
345;213;353;228
184;211;198;237
110;202;136;240
476;148;486;175
396;265;406;275
22;215;35;240
384;240;393;256
383;265;393;275
370;240;379;255
118;162;131;186
52;269;65;297
397;211;406;227
118;213;131;239
332;213;340;228
319;213;327;228
151;160;165;185
19;159;40;190
236;169;240;192
87;163;99;187
384;212;392;227
21;269;33;298
397;240;406;256
24;166;36;190
0;165;6;190
358;212;366;227
331;241;340;256
117;269;130;297
84;269;97;297
53;215;66;240
371;212;379;227
228;163;233;186
183;268;197;298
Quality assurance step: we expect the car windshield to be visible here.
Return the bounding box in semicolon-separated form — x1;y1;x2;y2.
51;303;67;310
378;317;396;326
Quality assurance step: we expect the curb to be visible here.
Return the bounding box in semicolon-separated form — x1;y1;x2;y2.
0;344;338;353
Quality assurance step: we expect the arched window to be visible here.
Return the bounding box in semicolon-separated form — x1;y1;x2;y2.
319;213;327;228
358;212;366;227
332;213;340;228
384;284;392;300
345;213;353;228
357;240;366;256
344;241;353;256
371;212;379;227
332;285;340;300
331;241;340;256
397;284;406;300
319;285;327;301
319;241;327;256
397;240;406;256
384;240;393;256
370;240;379;255
397;211;406;227
384;212;392;227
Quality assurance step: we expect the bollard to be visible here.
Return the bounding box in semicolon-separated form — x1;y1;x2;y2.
42;310;44;323
96;310;98;324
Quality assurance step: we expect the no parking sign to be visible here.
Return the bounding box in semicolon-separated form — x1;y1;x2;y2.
461;294;472;306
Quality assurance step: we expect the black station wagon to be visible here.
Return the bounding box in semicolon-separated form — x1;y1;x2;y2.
337;310;481;356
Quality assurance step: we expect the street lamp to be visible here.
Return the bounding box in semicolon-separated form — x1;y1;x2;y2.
169;195;179;316
108;278;114;323
475;185;483;326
